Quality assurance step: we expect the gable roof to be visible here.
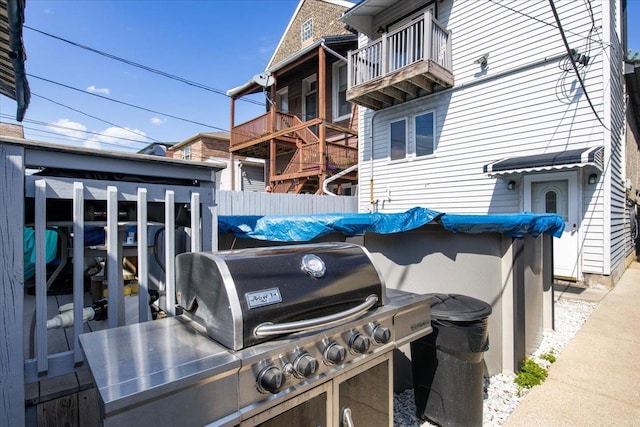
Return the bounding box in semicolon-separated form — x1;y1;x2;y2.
266;0;354;70
0;0;29;121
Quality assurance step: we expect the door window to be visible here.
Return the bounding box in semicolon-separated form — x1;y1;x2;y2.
532;181;568;221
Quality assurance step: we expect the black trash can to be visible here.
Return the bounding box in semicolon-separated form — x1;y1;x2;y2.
411;293;492;427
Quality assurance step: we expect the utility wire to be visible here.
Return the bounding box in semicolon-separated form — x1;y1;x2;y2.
29;74;230;132
31;93;162;142
1;121;146;151
548;0;607;129
0;113;155;146
487;0;611;48
25;25;266;107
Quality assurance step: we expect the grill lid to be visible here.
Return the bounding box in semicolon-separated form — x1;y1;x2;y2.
175;242;386;350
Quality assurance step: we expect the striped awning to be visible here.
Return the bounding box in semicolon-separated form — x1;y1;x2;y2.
484;146;603;176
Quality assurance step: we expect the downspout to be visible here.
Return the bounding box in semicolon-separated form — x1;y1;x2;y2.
369;109;383;211
322;164;359;195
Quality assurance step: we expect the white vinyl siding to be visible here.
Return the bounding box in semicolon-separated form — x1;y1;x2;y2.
357;0;613;276
241;165;266;192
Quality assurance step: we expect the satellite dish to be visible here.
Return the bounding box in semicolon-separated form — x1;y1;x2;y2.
252;73;274;88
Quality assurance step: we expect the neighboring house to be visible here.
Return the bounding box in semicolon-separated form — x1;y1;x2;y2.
625;61;640;254
341;0;639;287
227;0;358;195
0;0;30;121
137;141;175;157
167;131;266;192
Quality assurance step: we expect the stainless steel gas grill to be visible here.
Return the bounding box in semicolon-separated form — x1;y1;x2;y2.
80;242;433;427
174;243;385;350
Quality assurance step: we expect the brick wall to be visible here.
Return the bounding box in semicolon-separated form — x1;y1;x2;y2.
270;0;352;67
168;135;232;161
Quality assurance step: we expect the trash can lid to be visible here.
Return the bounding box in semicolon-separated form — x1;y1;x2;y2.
428;293;492;321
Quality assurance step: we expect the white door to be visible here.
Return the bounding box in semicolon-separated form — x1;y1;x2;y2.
524;172;580;280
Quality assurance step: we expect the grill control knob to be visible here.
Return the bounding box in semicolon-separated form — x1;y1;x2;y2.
349;333;371;354
324;343;347;365
293;353;318;378
257;366;286;394
372;325;392;344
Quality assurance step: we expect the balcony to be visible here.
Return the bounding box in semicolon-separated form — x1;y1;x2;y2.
230;111;321;158
347;11;454;110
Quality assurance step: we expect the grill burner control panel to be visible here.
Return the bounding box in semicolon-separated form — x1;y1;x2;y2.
238;315;395;412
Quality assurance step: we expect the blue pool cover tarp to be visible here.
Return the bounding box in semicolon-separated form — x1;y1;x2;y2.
218;207;565;242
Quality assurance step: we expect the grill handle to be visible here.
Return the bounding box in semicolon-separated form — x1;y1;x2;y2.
253;295;379;337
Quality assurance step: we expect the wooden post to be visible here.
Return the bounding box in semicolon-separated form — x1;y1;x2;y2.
318;46;327;192
269;139;276;186
230;97;236;191
269;75;278;188
0;143;26;427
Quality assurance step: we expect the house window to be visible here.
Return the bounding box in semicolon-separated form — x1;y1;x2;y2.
301;18;313;43
390;119;407;160
415;112;434;156
333;62;350;120
302;74;317;122
276;87;289;113
182;146;191;160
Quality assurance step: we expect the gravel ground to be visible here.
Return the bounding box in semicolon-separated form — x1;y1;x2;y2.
393;297;598;426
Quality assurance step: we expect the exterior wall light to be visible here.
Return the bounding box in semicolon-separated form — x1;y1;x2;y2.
507;180;516;190
588;173;598;185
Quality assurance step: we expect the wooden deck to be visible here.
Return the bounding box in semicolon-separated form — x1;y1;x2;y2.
23;286;146;426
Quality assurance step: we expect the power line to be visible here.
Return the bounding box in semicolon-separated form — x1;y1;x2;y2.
487;0;611;48
1;122;145;151
29;74;230;132
0;113;156;146
548;0;607;129
25;25;266;107
31;92;162;142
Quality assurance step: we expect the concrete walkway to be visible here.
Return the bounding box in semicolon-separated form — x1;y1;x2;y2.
504;261;640;426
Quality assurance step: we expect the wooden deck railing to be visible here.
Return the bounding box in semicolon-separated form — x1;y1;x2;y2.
231;111;320;148
279;142;358;178
0;138;218;427
348;10;452;88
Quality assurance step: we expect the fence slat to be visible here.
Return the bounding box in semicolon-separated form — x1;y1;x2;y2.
107;186;124;328
164;190;176;316
137;188;149;322
35;179;48;374
72;182;85;364
191;192;201;252
216;190;357;215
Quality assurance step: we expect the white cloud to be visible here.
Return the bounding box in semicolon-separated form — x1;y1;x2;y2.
86;85;111;95
88;127;148;151
150;117;166;125
46;118;88;140
45;119;147;152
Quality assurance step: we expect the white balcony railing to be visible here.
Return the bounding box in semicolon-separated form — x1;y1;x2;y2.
348;10;452;89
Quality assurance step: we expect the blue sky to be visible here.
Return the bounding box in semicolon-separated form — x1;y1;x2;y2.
1;0;639;152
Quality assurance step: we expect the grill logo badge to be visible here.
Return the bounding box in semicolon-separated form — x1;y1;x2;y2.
301;254;326;278
246;288;282;309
